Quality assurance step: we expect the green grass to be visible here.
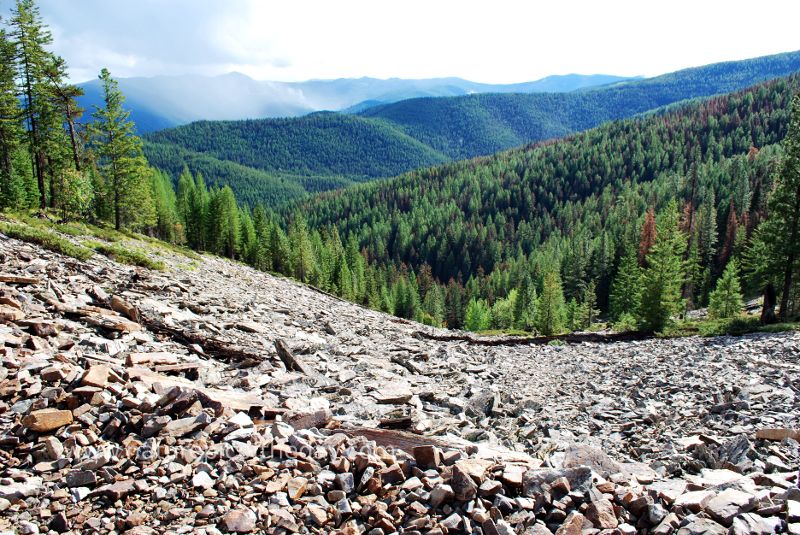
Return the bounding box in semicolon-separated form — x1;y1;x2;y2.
0;221;94;261
84;241;166;270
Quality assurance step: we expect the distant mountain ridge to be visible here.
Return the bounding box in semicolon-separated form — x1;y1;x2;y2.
142;50;800;207
76;73;634;133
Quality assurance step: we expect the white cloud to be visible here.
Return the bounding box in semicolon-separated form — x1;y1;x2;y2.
29;0;800;83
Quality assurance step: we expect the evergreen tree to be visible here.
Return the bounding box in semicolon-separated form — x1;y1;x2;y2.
10;0;53;209
288;215;315;283
207;185;240;258
708;260;744;319
464;298;491;331
639;201;687;331
42;54;82;171
638;207;657;265
610;249;642;320
90;68;154;230
761;95;800;320
444;279;464;329
150;169;179;242
512;273;537;330
251;204;272;271
0;28;23;207
534;270;565;335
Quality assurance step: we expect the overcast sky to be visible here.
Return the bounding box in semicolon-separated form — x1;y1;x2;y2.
18;0;800;84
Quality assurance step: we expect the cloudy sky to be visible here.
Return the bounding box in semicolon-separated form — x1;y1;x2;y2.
22;0;800;84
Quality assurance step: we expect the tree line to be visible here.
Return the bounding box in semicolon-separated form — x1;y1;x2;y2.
0;0;158;231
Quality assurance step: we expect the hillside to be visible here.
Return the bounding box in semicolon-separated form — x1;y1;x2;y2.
77;72;634;133
145;112;449;180
0;223;798;533
362;50;800;158
289;74;799;327
145;50;800;207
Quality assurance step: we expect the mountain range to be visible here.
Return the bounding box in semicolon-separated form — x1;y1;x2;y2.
77;72;633;133
140;50;800;207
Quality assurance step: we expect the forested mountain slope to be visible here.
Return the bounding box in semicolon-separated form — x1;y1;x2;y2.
361;50;800;158
288;75;799;327
77;72;635;133
146;112;449;178
145;51;800;206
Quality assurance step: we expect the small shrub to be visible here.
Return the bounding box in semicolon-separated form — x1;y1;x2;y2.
613;312;638;333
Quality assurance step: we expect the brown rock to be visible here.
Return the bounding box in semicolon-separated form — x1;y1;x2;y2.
221;508;257;532
0;304;24;322
413;445;441;469
555;511;585;535
111;295;139;322
586;498;618;529
81;365;110;388
755;428;800;441
22;408;73;433
450;465;477;501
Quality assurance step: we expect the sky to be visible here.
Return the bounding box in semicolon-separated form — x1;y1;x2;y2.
16;0;800;84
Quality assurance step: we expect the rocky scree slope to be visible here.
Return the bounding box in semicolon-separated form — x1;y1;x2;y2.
0;230;798;534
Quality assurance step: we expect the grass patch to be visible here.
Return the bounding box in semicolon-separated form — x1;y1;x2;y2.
0;221;93;261
85;241;166;270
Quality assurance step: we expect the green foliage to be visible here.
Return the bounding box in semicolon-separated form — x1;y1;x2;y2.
609;250;641;321
56;169;93;221
90;68;154;230
0;220;93;260
361;51;800;159
613;312;638;333
87;241;165;270
757;95;800;319
639;201;687;332
535;271;566;335
708;261;744;319
464;298;492;331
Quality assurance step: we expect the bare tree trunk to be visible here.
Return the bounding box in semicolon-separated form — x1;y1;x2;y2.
761;283;777;324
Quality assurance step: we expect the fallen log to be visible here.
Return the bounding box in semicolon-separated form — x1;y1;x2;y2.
413;329;653;347
139;311;266;363
0;274;39;285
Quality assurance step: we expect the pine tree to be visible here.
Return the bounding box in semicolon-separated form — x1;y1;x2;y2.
250;204;271;271
464;298;491;331
41;54;82;171
207;185;239;258
90;68;154;230
10;0;53;209
609;249;641;320
761;95;800;320
0;28;23;207
638;207;657;266
288;215;315;283
534;270;565;335
719;200;738;270
708;261;744;319
512;273;537;330
150;169;179;242
639;201;687;331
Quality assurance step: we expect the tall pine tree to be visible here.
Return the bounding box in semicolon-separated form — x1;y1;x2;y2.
90;68;153;230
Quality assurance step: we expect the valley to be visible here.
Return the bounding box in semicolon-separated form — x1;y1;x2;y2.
1;1;800;533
